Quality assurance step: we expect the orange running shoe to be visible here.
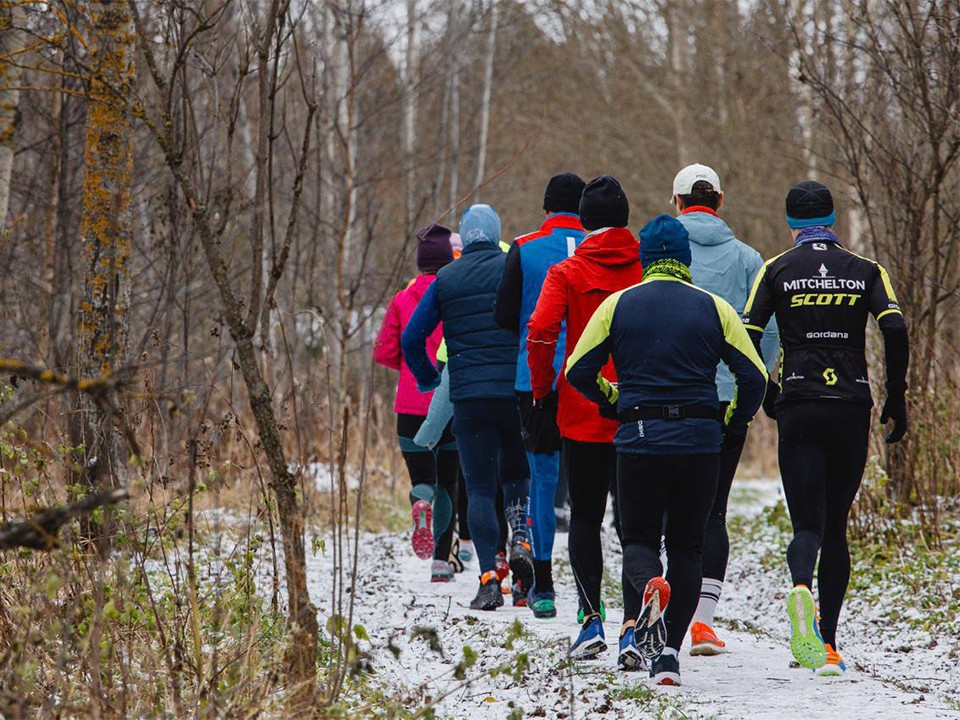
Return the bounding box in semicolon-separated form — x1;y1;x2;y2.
689;622;727;656
816;643;847;676
635;577;670;660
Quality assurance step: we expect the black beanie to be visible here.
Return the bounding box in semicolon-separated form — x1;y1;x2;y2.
579;176;629;231
543;172;586;214
785;180;835;229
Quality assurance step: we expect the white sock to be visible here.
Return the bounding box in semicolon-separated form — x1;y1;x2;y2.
692;577;724;626
660;647;679;658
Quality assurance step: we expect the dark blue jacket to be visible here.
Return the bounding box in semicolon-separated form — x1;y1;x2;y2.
565;272;767;455
402;241;519;402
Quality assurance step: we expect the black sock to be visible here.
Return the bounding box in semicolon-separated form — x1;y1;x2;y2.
533;559;554;593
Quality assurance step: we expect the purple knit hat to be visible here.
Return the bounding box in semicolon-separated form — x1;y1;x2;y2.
416;223;454;272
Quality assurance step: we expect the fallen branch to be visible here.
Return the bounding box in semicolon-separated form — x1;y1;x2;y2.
0;488;129;550
0;358;142;460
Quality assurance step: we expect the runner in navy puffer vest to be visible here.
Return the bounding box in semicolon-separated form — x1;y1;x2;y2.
403;204;533;611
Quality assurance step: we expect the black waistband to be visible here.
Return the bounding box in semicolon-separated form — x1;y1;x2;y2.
618;404;720;423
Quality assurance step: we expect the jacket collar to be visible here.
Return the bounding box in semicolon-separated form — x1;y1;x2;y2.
541;212;585;233
461;240;500;255
681;206;719;217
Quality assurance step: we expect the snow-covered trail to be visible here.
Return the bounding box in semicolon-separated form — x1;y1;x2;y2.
308;480;960;719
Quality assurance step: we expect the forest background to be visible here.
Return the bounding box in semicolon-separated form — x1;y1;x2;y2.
0;0;956;716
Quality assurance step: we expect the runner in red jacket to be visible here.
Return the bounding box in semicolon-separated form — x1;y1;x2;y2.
526;176;644;660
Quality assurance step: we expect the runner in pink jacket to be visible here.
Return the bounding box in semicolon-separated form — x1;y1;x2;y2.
373;223;460;582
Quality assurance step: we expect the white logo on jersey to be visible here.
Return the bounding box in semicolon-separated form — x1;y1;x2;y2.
813;243;828;251
818;264;830;278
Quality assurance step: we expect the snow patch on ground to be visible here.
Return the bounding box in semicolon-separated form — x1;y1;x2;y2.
305;478;960;719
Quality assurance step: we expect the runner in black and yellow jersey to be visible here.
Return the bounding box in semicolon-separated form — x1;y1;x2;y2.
742;180;909;676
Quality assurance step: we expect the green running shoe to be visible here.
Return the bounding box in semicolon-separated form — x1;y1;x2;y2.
577;599;606;625
787;585;828;669
529;588;557;618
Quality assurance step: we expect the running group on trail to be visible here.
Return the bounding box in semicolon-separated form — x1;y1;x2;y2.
374;167;909;686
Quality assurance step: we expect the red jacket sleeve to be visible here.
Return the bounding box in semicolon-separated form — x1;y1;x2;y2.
372;295;402;370
527;265;567;399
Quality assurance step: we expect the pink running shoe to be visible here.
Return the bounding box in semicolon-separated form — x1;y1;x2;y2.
411;499;434;559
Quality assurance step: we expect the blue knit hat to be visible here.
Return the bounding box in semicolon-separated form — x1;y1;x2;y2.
639;214;691;267
460;204;501;246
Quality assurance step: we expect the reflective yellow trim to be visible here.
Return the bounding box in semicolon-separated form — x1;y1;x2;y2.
839;247;900;303
744;324;764;333
714;297;767;378
743;249;790;315
876;263;899;303
436;340;448;363
876;308;903;321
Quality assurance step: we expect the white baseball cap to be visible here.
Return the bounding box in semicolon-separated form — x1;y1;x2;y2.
672;164;722;199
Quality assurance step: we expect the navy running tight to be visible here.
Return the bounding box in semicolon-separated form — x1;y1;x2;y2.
453;398;531;575
778;401;870;648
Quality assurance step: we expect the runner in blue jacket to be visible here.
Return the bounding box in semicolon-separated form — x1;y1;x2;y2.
495;172;586;614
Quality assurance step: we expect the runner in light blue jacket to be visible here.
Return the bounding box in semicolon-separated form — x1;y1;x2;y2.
672;164;779;655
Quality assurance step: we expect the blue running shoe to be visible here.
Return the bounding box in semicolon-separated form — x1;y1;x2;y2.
458;539;475;565
617;627;644;672
577;599;606;625
570;615;607;660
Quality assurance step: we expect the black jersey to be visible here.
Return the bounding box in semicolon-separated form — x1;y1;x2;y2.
742;238;904;406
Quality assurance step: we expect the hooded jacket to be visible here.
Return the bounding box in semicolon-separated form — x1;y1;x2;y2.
680;208;780;401
373;274;443;415
527;227;644;442
495;213;586;392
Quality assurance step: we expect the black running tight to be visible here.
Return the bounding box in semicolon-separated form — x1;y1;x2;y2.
564;438;628;617
618;452;719;651
778;401;870;648
397;413;459;561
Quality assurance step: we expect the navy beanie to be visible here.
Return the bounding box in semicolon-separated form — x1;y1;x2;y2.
543;172;586;214
786;180;835;229
639;214;691;268
579;176;629;231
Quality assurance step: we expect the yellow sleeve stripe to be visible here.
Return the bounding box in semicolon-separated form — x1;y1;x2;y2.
876;308;903;321
743;249;790;315
714;296;767;377
876;263;899;303
564;290;622;376
744;324;764;333
840;247;901;304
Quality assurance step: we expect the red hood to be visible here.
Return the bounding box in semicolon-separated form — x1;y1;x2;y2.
567;227;641;292
575;227;640;266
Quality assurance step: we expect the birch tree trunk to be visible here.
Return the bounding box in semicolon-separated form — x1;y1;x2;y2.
473;0;498;200
403;0;419;230
666;0;690;165
0;2;24;230
447;0;460;210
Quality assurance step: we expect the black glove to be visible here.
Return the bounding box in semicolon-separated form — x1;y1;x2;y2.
722;425;747;451
533;391;558;413
762;377;780;420
880;391;908;444
598;401;619;420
